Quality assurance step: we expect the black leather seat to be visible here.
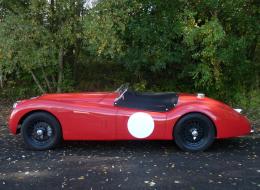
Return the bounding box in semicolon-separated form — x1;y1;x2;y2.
115;91;178;112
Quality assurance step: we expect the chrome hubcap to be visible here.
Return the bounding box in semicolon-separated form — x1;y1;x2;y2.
191;128;198;140
181;119;207;146
29;122;54;143
36;129;43;136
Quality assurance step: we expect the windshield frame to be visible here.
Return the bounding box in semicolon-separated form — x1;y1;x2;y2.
114;83;129;103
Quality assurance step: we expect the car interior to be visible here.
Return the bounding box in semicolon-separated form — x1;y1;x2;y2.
114;84;178;112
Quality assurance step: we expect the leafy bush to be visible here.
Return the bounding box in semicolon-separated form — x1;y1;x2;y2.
0;0;259;116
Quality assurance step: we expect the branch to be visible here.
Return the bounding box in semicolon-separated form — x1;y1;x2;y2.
29;70;46;94
0;68;3;88
41;66;52;92
57;47;64;92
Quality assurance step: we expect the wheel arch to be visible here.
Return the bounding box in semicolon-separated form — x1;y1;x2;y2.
17;110;62;135
172;111;217;138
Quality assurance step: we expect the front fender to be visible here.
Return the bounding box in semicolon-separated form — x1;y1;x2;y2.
8;101;62;135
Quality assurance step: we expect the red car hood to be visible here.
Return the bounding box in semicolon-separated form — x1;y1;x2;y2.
38;92;114;103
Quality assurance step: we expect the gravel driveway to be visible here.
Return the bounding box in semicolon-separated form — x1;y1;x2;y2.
0;105;259;190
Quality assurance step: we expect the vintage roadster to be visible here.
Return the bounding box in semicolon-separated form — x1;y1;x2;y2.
8;84;252;152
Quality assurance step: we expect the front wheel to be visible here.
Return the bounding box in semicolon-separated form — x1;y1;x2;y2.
21;112;62;150
174;113;215;152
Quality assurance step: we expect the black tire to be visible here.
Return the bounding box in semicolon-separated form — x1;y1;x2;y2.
173;113;215;152
21;112;62;150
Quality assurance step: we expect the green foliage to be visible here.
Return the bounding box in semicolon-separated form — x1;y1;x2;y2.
84;0;185;75
0;14;57;71
0;0;85;93
0;0;259;115
183;17;225;89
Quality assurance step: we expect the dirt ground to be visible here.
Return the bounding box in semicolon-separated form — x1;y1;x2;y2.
0;102;260;190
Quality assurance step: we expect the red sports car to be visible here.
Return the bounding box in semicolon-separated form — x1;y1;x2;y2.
8;84;253;152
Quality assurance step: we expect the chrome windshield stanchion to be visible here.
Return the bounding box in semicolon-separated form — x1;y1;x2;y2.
114;88;128;103
114;83;129;104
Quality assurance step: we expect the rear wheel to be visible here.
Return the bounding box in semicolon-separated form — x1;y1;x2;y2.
174;113;215;152
21;112;62;150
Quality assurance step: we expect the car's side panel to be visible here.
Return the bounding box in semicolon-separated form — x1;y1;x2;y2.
60;103;117;140
116;107;166;140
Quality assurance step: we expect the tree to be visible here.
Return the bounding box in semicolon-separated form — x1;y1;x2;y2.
83;0;259;102
0;0;86;93
0;0;259;111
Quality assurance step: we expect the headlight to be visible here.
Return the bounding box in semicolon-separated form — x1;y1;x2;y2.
13;101;21;109
234;108;242;113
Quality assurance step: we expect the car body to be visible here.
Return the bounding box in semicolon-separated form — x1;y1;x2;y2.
8;85;252;151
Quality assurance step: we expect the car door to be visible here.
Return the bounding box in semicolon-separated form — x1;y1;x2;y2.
61;101;117;140
75;105;117;140
116;107;166;140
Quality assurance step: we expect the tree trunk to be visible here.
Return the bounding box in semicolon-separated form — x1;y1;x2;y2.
51;74;56;88
30;70;46;94
0;69;3;89
249;37;259;90
72;1;83;82
256;70;259;90
256;46;260;90
57;47;64;93
50;0;55;31
41;67;52;92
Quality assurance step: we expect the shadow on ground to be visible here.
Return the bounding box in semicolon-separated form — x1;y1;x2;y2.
0;123;260;190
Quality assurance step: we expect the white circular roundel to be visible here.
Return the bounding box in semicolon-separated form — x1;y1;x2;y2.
127;112;154;138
